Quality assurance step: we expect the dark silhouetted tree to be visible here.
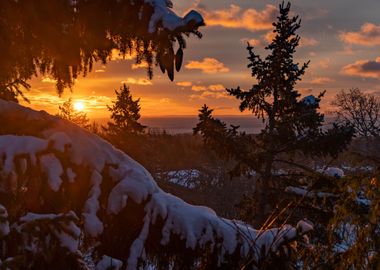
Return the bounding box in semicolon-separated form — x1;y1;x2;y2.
194;2;354;224
333;88;380;137
106;84;146;135
104;84;147;164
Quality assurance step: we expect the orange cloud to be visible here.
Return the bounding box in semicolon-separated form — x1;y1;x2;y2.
110;49;135;61
240;38;261;46
185;58;229;74
300;37;319;47
208;84;225;91
190;91;232;100
263;31;317;47
310;77;334;85
121;78;153;85
341;57;380;79
340;23;380;46
201;4;277;32
41;77;57;83
132;62;149;69
191;84;226;92
191;85;207;91
263;31;276;43
176;81;192;87
319;58;330;69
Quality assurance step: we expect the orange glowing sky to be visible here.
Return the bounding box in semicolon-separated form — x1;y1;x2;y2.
21;0;380;120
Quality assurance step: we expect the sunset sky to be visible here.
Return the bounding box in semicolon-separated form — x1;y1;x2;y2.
23;0;380;119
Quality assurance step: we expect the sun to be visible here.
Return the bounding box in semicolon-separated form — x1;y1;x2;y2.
73;101;85;111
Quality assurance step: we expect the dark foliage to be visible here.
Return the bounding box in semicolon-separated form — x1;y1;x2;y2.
194;2;354;224
0;0;204;100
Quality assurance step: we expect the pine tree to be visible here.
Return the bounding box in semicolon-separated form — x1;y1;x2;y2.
195;2;354;224
107;84;146;135
57;98;90;129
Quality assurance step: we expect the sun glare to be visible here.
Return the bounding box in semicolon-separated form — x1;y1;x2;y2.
74;101;85;111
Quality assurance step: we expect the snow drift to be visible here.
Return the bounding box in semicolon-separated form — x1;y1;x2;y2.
0;100;312;269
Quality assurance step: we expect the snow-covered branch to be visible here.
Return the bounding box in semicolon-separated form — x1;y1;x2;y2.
0;100;312;269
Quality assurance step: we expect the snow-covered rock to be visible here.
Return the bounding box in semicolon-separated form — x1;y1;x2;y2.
0;100;312;269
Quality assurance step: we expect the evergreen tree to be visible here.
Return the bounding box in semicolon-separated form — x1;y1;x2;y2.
194;2;354;224
106;84;146;135
57;98;90;129
104;84;147;164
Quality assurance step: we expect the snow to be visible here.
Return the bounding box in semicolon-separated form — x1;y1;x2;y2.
317;166;345;178
66;168;76;183
18;211;80;252
0;135;48;173
96;255;123;270
285;186;336;198
40;154;64;192
145;0;204;33
0;100;313;268
166;169;200;188
302;95;318;106
0;205;10;237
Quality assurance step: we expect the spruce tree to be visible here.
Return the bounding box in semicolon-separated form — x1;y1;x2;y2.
107;84;146;135
195;2;354;224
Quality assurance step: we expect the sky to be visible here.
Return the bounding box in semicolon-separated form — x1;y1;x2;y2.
22;0;380;119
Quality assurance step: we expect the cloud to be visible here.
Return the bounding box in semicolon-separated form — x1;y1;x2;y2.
310;77;334;85
240;38;261;46
263;31;318;47
185;58;229;74
201;4;277;32
191;84;226;92
95;69;105;73
110;49;135;61
208;84;225;91
176;81;193;87
190;91;232;100
132;62;149;69
341;57;380;79
159;98;170;103
340;23;380;46
191;85;207;91
41;77;57;83
189;84;230;100
263;30;276;43
319;58;330;69
300;37;318;47
121;78;153;85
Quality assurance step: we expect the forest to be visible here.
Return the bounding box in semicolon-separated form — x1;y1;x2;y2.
0;0;380;269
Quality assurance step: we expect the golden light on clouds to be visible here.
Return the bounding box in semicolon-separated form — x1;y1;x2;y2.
341;57;380;79
201;4;277;32
121;78;153;85
340;23;380;46
185;58;229;74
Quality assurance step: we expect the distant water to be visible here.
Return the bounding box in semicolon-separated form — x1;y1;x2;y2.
94;115;336;135
140;116;264;134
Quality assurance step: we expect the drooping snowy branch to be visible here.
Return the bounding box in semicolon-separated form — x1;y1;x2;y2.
0;100;312;269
